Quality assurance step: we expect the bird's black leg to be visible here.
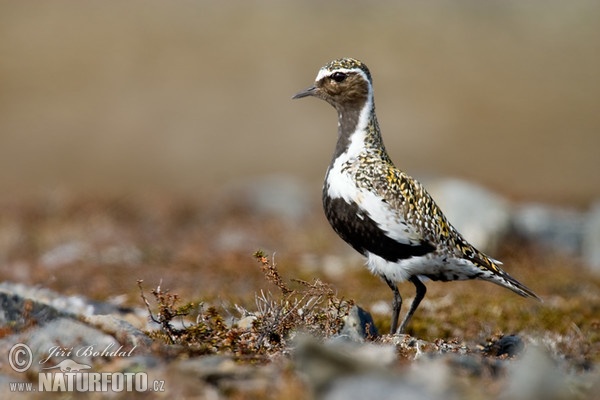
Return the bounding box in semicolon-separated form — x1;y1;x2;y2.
398;277;427;334
383;276;402;334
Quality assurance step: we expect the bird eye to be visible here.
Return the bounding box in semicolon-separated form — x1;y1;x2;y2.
330;72;347;83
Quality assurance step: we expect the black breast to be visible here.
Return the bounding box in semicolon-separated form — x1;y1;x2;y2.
322;194;435;262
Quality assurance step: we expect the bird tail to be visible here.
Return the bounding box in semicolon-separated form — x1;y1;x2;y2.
496;269;542;301
474;252;542;302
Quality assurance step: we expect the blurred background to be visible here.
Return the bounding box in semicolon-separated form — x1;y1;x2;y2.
1;0;599;206
1;3;600;366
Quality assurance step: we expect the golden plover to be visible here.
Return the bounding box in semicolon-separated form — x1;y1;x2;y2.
293;57;540;334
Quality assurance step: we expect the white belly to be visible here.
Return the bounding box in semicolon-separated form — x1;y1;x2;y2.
366;252;483;283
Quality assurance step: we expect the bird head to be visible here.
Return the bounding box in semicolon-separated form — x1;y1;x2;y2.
293;58;373;112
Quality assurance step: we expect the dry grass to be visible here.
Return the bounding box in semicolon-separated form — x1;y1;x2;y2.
137;250;352;360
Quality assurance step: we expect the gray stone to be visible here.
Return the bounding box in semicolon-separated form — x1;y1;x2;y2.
426;178;511;253
339;305;378;341
485;334;525;357
236;315;257;330
294;335;451;400
218;174;312;221
502;345;571;400
0;282;146;326
96;243;143;265
0;318;119;372
0;289;70;329
39;240;90;268
325;374;442;400
170;354;277;394
83;315;152;350
0;282;122;318
0;282;153;376
404;355;457;400
173;355;242;379
511;203;584;256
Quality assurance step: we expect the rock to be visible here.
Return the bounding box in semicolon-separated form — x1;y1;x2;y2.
511;203;584;256
502;345;571;400
236;315;257;330
0;317;120;372
100;354;163;373
325;374;443;400
0;282;126;318
170;354;277;395
218;174;312;222
485;335;525;357
83;315;152;350
426;179;511;253
294;335;389;396
174;355;254;381
0;289;70;329
321;339;397;368
39;240;91;268
0;282;152;377
444;353;486;377
294;335;451;400
339;305;378;341
405;355;456;398
39;241;142;268
96;243;143;265
583;201;600;273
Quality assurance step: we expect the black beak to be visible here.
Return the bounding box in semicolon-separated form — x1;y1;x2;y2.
292;85;317;99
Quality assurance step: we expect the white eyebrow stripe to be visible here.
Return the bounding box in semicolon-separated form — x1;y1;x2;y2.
315;67;369;83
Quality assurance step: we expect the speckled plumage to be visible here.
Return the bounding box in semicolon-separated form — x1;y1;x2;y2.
293;57;540;334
